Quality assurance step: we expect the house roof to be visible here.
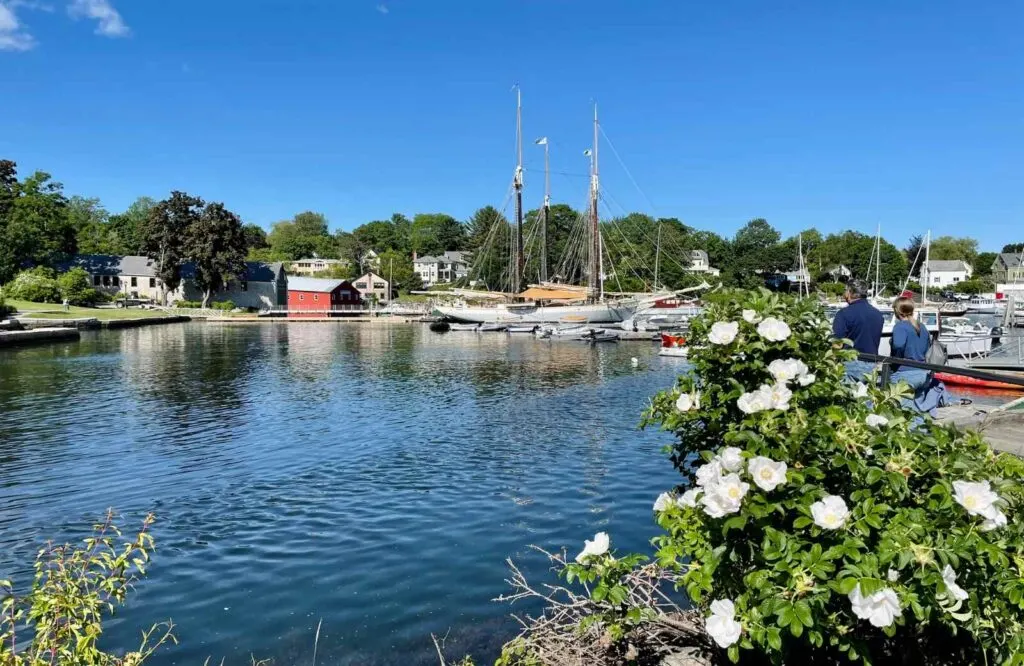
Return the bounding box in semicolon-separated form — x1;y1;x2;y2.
56;254;158;276
996;253;1024;268
690;250;709;262
415;252;469;264
286;276;349;292
353;272;388;284
56;255;283;283
924;260;971;273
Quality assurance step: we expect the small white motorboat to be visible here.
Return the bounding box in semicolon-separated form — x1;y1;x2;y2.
479;322;508;332
658;346;689;358
449;323;481;331
507;324;540;334
576;329;620;343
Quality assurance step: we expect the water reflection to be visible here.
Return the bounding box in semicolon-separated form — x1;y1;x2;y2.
0;322;684;665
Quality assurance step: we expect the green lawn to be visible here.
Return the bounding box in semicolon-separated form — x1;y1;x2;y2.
7;300;169;320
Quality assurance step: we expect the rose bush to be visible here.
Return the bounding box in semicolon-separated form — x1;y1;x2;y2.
643;290;1024;664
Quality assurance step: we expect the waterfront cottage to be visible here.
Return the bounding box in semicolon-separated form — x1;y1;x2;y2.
55;254;286;309
286;276;363;318
688;250;721;276
352;272;392;304
288;258;350;275
918;259;973;288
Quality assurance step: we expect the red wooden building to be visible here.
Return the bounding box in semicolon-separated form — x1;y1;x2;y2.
286;277;363;318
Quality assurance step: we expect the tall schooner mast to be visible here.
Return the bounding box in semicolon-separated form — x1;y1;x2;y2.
512;86;525;294
587;104;602;303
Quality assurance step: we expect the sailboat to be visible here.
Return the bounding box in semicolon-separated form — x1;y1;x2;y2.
435;92;637;325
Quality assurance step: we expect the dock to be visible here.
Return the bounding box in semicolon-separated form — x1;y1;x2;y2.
938;397;1024;457
0;327;81;348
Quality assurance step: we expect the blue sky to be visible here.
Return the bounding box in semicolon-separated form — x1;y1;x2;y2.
2;1;1020;249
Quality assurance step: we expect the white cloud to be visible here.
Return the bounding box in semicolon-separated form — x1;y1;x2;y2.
68;0;128;37
0;2;36;50
376;3;389;14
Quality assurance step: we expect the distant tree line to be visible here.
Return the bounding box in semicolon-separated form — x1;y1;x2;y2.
1;157;1016;302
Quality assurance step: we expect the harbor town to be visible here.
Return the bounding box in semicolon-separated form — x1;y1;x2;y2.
4;3;1024;666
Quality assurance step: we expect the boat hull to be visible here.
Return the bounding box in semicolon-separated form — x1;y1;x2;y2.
435;303;634;324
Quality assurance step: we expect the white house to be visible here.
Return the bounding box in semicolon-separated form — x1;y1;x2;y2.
56;254;287;309
688;250;720;277
352;272;391;303
413;251;470;286
824;264;853;281
919;259;973;288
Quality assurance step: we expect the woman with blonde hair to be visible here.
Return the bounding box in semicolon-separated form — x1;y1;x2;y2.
890;296;931;395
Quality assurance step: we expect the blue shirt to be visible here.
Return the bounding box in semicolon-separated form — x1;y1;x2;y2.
832;299;884;355
891;319;930;362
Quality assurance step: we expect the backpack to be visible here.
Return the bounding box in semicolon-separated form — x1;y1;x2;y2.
926;336;948;367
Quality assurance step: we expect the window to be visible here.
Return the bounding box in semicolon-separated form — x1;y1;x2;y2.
93;275;101;286
373;282;385;288
313;294;319;302
131;277;137;287
149;278;156;288
299;294;304;301
953;277;960;283
934;277;941;284
355;282;367;289
102;275;110;286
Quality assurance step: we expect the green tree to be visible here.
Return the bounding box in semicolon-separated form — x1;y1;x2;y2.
353;219;401;252
186;202;248;309
107;197;156;255
57;267;102;305
335;230;366;268
67;196;113;254
465;205;510;290
0;163;75;284
691;230;732;270
375;249;422;293
242;223;268;251
930;235;979;267
975;252;997;278
5;267;61;303
1001;243;1023;254
904;235;926;279
267;211;334;260
410;213;465;256
141;191;203;304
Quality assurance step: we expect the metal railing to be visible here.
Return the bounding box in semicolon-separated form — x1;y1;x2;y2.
857;352;1024;388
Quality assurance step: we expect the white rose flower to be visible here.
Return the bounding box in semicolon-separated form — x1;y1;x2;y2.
678;488;702;508
767;358;808;384
718;447;744;473
675;391;700;412
848;584;902;628
757;317;792;342
695;459;724;488
769;383;792;411
864;448;874;457
797;373;816;387
865;414;889;428
742;309;761;324
705;599;743;648
737;389;768;414
941;565;969;602
952;480;1001;518
887;569;899;582
810;495;850;530
981;508;1008;532
748;456;788;492
852;382;869;398
653;492;673;512
708;321;740;345
575;532;610;563
700;473;749;517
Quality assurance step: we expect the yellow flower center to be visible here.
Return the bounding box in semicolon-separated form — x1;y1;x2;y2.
964;496;978;509
727;487;740;499
759;469;773;480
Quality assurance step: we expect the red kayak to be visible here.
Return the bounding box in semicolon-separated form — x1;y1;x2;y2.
934;372;1024;392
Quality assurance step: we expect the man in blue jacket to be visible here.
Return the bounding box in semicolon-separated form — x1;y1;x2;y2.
832;280;884;381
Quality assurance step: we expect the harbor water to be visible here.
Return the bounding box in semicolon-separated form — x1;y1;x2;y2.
0;323;684;665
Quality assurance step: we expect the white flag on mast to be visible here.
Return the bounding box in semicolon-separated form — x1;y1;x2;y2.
534;137;548;145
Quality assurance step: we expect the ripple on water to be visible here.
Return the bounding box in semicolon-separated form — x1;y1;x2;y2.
0;323;684;665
